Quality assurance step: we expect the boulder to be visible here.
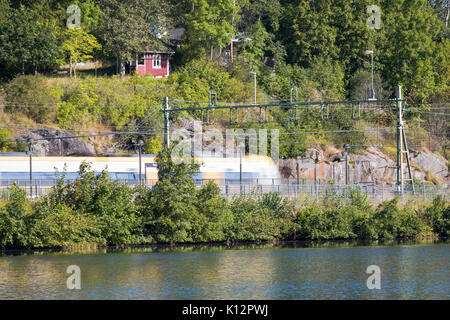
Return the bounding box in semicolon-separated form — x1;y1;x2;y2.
25;129;96;156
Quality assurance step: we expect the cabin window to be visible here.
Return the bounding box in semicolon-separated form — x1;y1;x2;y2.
152;54;161;68
138;54;145;66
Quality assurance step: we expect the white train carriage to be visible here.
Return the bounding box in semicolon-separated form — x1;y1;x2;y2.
0;154;281;187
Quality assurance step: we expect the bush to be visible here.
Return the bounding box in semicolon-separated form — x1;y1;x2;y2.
4;75;60;123
170;58;252;104
0;184;31;247
0;128;12;152
194;181;233;242
229;192;295;241
57;163;140;244
31;202;103;247
295;205;355;240
424;196;450;237
372;198;426;239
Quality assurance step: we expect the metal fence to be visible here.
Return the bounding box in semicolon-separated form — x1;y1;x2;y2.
0;178;448;203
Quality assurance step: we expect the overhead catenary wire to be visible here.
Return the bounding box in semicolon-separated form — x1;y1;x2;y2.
0;125;164;134
0;130;166;144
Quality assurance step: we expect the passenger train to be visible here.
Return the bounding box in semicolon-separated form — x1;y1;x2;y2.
0;153;281;186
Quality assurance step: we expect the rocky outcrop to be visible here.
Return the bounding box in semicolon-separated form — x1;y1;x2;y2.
280;147;448;185
24;129;96;156
412;151;448;183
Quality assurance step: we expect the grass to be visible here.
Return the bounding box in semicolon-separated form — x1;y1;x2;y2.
411;162;423;172
425;170;442;185
381;146;397;160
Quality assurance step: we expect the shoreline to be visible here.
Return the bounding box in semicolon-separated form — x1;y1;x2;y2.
1;237;447;257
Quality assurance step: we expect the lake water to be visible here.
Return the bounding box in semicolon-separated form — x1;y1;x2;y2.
0;241;448;299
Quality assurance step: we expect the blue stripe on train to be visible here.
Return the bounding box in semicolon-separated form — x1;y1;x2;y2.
0;172;140;180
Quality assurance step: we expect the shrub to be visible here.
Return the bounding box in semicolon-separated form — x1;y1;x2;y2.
4;75;60;123
295;205;355;240
425;196;450;237
229;194;287;241
194;181;233;242
0;128;12;152
31;202;103;247
0;184;31;247
372;198;426;239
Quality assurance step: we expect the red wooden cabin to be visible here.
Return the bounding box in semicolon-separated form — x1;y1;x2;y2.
130;50;173;78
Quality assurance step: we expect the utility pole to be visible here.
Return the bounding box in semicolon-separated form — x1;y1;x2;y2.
163;96;170;148
365;50;375;100
343;144;350;185
239;142;244;195
137;138;144;185
249;72;257;105
290;82;298;104
396;85;415;194
27;138;33;197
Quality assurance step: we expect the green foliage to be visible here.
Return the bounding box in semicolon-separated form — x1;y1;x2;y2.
144;136;163;154
0;184;31;247
31;202;102;247
183;0;236;61
424;196;450;237
0;4;60;76
378;0;447;102
348;70;387;101
0;128;12;152
372;198;424;239
0;171;448;250
240;0;283;32
171;58;252;103
194;181;233;242
55;76;163;129
137;146;201;244
57;163;140;244
96;0;170;78
293;188;435;240
229;192;295;241
4;74;61;123
62;28;101;78
242;21;273;74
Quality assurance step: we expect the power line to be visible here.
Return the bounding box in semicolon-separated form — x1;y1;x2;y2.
0;125;164;134
278;128;392;135
0;130;165;144
404;110;450;116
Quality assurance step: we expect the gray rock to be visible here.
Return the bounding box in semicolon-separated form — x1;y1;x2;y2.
412;151;448;182
279;147;447;185
25;129;96;156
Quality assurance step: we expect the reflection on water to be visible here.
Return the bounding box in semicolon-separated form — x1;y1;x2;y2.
0;240;448;299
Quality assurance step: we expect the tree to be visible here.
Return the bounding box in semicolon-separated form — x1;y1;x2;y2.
0;184;31;247
280;0;338;67
139;146;201;244
379;0;446;101
0;4;60;75
240;0;283;32
183;0;236;61
62;28;101;78
96;0;170;79
241;21;272;73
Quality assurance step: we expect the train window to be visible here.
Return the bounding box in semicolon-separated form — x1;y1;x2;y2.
1;172;28;180
224;172;256;182
115;173;131;180
192;173;202;181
